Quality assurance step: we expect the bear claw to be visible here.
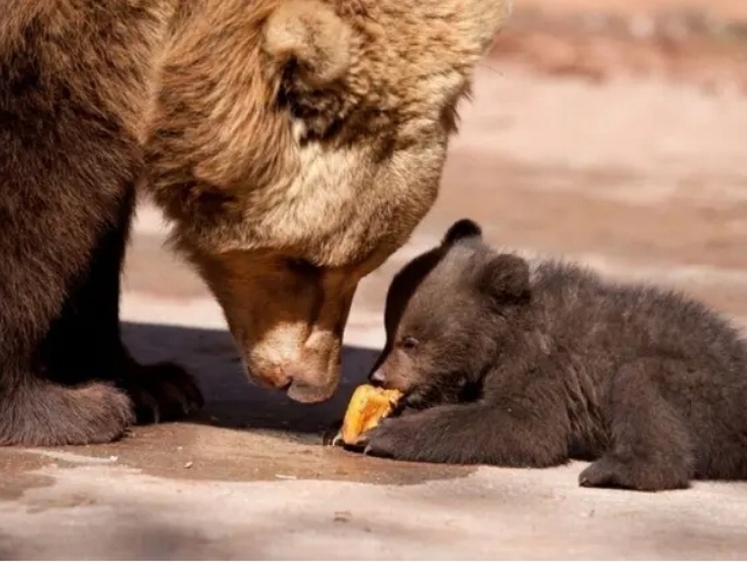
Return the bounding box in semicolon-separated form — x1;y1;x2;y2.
118;361;204;425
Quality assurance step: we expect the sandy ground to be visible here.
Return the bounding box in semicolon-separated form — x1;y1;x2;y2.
3;6;747;560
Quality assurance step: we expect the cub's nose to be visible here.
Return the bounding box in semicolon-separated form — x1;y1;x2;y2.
369;369;386;385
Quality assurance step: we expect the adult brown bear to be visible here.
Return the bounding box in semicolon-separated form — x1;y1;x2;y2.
0;0;510;445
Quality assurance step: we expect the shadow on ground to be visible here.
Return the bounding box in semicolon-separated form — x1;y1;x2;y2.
0;495;487;560
121;321;380;438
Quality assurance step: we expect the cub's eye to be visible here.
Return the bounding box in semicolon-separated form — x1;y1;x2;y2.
399;336;419;352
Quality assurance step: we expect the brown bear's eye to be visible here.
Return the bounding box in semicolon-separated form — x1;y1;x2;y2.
400;336;419;352
285;257;320;277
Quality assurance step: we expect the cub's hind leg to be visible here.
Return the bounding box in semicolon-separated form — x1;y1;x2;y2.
579;358;694;492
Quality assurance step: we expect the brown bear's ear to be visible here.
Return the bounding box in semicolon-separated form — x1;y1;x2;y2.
479;254;531;304
442;219;483;246
263;0;352;92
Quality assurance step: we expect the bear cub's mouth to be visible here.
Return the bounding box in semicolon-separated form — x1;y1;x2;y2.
387;378;484;412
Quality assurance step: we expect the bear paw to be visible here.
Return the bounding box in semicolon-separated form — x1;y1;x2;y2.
0;381;135;446
117;362;204;425
361;417;423;461
579;454;690;492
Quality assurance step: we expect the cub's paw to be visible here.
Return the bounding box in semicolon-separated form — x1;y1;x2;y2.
361;418;420;461
579;455;690;492
118;362;204;425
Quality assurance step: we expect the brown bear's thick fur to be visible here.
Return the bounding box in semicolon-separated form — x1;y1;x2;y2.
0;0;510;445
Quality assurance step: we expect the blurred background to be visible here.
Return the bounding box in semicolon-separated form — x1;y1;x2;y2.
370;0;747;329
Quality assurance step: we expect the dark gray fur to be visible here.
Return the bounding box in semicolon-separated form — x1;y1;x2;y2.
364;218;747;491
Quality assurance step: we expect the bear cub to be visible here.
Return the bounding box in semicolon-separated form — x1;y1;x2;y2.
362;218;747;492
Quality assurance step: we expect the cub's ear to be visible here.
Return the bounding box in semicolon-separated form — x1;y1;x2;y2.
479;254;531;304
263;0;351;91
442;219;483;246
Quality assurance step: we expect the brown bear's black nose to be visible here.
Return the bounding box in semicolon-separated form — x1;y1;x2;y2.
369;369;386;385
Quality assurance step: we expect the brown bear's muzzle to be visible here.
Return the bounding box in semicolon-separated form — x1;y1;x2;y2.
198;250;359;404
242;320;347;403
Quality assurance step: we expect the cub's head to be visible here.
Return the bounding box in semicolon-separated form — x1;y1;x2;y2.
369;219;532;407
146;0;511;403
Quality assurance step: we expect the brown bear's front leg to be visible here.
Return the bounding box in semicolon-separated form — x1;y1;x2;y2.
361;401;570;467
0;3;209;445
0;114;145;445
39;186;204;426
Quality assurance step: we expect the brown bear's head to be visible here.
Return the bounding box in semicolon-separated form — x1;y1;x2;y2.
369;219;533;408
145;0;511;403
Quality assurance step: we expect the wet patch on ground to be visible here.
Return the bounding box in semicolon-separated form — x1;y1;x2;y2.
43;422;475;487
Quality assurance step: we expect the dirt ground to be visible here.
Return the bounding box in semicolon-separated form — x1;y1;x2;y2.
2;3;747;559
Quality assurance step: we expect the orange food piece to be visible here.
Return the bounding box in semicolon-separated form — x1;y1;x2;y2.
339;384;403;445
